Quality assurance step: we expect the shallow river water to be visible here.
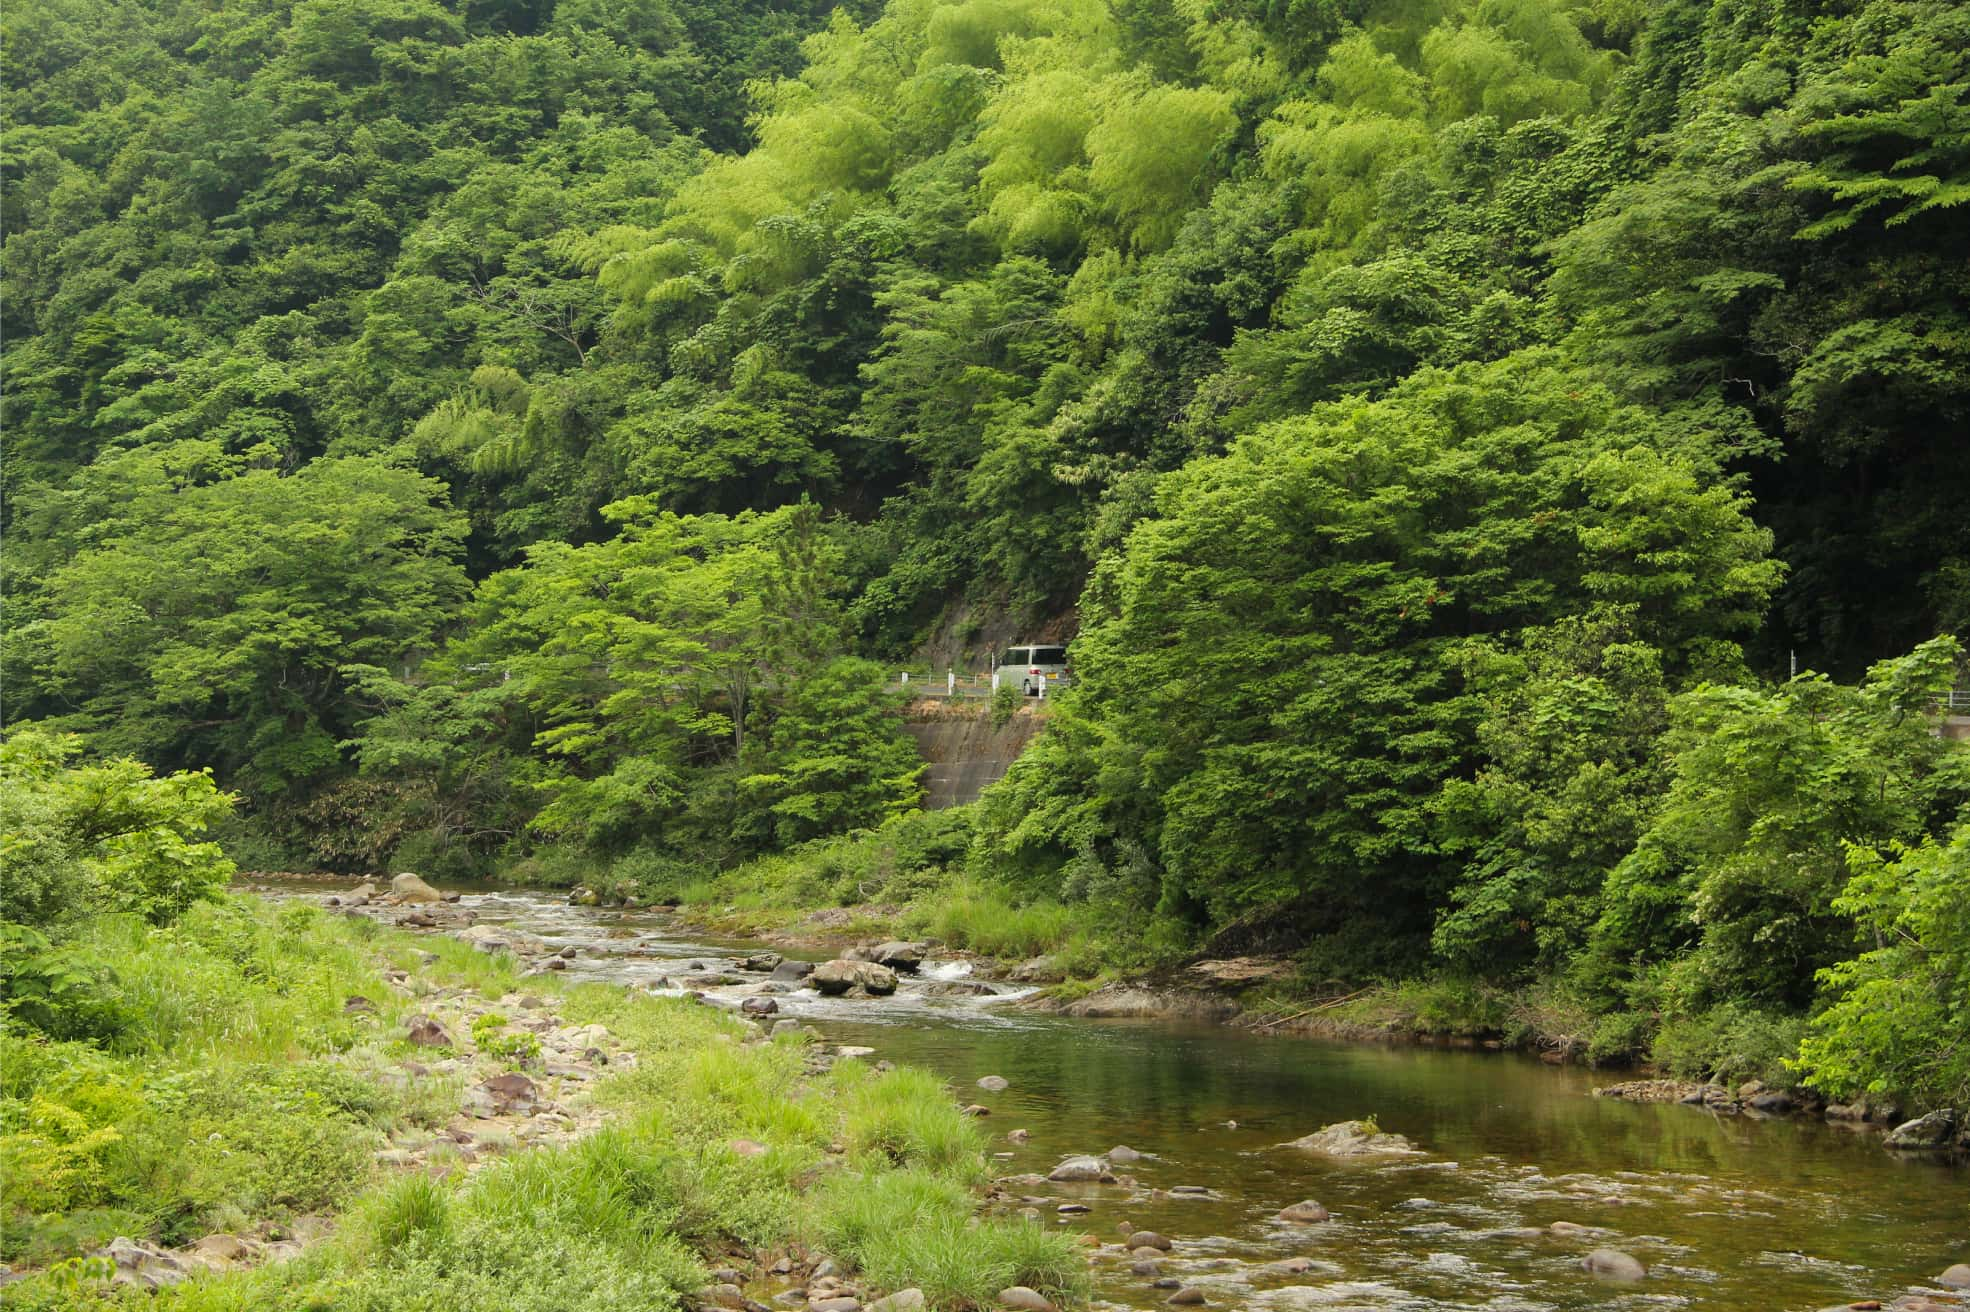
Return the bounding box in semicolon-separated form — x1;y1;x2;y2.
261;880;1968;1312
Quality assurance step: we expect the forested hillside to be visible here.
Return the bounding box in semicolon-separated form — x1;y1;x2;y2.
4;0;1967;1102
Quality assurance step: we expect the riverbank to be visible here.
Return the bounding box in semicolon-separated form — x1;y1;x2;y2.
656;887;1970;1154
0;891;1086;1310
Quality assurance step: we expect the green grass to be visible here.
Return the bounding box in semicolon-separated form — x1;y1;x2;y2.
814;1169;1088;1310
900;880;1080;959
6;897;1085;1312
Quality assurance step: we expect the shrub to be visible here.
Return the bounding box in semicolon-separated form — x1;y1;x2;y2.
1651;1004;1805;1087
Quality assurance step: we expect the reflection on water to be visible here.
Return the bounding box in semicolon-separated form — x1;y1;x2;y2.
253;879;1968;1311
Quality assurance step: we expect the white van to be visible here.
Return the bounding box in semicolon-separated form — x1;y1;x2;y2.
994;643;1070;696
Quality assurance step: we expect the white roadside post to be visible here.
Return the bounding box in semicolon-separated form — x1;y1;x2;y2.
947;669;955;696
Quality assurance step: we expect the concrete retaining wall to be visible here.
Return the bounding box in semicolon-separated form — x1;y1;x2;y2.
903;701;1047;808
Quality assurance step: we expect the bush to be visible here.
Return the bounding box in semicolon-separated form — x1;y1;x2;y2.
1651;1004;1805;1088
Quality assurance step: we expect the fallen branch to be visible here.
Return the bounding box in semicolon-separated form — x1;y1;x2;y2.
1251;988;1371;1030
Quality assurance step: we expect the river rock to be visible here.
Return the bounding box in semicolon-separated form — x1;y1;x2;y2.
1127;1232;1174;1251
978;1075;1010;1092
568;885;600;906
812;959;900;996
1267;1258;1316;1275
1277;1201;1330;1223
1283;1120;1421;1157
1937;1264;1970;1288
871;941;925;973
1165;1287;1207;1305
1748;1090;1795;1115
771;1019;809;1039
770;959;816;983
99;1237;191;1289
406;1015;453;1047
998;1287;1054;1312
1886;1109;1959;1150
961;1104;990;1116
922;980;997;997
390;872;443;904
741;952;783;972
350;881;379;899
741;997;780;1016
343;995;377;1014
1047;1155;1115;1183
1130;1260;1161;1276
186;1233;259;1267
1007;1128;1031;1143
1582;1249;1647;1282
468;1073;539;1118
865;1291;925;1312
1108;1144;1146;1163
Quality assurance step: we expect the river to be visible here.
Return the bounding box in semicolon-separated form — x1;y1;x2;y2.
261;880;1968;1311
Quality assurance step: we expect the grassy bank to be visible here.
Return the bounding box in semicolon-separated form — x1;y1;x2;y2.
595;810;1827;1094
0;895;1087;1310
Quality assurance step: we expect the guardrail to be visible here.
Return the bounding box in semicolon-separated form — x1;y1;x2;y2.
890;669;1070;700
1943;690;1970;713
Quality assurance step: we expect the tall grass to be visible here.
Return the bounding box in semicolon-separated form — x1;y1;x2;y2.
904;879;1079;958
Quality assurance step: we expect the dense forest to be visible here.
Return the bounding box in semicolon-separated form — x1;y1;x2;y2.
3;0;1967;1107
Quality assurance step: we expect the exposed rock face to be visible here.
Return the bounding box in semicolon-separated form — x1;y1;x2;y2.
1047;1155;1116;1182
1885;1109;1958;1150
1282;1120;1421;1157
1582;1249;1647;1282
1058;985;1240;1021
1185;957;1294;986
390;872;444;904
811;959;900;997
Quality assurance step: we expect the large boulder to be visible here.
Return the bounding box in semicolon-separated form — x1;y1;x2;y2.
1936;1264;1970;1289
1282;1120;1422;1158
770;959;816;983
1582;1249;1647;1282
1885;1109;1958;1151
870;941;925;973
389;872;444;904
811;959;899;997
98;1238;190;1289
1046;1155;1115;1183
